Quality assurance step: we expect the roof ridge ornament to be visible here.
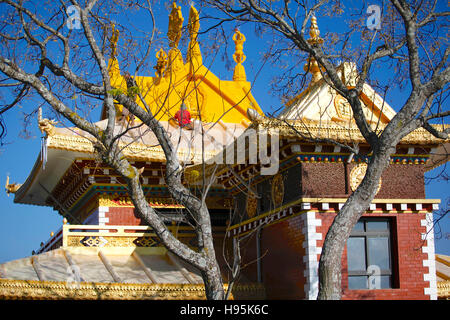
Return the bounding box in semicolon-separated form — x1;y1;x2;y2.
187;5;202;73
38;107;57;137
232;28;247;81
5;175;21;196
304;15;324;84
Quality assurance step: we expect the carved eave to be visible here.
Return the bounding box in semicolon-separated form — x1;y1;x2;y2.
185;120;449;190
255;118;449;146
14;118;246;207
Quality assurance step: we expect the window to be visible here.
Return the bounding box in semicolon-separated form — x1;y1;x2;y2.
347;218;393;289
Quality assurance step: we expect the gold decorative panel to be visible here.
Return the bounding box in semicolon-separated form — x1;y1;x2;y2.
271;174;284;208
349;163;382;194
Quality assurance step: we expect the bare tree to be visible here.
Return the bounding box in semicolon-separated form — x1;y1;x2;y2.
202;0;449;299
0;0;241;300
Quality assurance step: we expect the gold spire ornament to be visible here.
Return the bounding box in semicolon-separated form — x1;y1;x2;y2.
110;23;120;57
108;23;121;86
307;15;324;47
154;48;168;77
167;2;184;48
188;5;200;41
232;29;247;81
167;2;185;74
187;5;202;72
304;15;324;84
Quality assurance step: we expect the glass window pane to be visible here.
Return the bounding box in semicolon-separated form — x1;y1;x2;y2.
380;276;391;289
348;276;368;289
367;273;391;289
367;221;388;231
368;237;390;270
347;237;366;271
352;221;364;232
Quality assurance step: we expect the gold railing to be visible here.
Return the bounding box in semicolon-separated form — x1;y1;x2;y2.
62;224;196;248
437;281;450;300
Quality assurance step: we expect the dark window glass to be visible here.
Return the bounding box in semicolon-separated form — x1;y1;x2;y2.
368;237;390;270
367;221;388;231
348;276;367;289
347;218;393;290
347;237;366;271
353;221;364;231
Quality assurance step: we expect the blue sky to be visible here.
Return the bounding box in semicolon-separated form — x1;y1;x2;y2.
0;1;448;264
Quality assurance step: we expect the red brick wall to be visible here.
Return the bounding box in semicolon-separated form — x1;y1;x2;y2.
242;210;431;300
105;207;144;225
243;215;307;299
315;211;430;300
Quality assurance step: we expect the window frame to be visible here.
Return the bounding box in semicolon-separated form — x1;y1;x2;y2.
347;218;393;290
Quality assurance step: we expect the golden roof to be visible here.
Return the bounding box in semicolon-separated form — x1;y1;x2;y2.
106;3;263;125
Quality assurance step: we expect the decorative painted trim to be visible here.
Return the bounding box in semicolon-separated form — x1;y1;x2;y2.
61;224;200;249
98;193;183;209
437;281;450;299
301;211;322;300
223;151;430;194
421;212;438;300
228;197;440;237
98;206;109;226
0;279;265;300
255;118;449;145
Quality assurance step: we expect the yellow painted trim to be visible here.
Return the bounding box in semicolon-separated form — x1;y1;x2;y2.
437;271;450;281
436;255;450;267
299;197;441;204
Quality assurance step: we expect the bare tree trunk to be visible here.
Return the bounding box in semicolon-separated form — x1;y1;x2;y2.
318;150;392;299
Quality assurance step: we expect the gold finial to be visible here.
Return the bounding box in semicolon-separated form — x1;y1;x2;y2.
188;5;200;41
168;2;184;48
63;218;68;225
232;29;247;81
187;5;202;71
5;175;22;196
154;48;168;77
304;15;324;84
110;23;120;57
307;15;324;46
37;107;57;136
